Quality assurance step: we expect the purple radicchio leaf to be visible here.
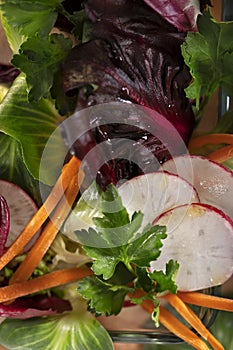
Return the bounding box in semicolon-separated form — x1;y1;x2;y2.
0;295;72;319
62;0;196;188
143;0;213;32
0;64;20;85
0;195;10;256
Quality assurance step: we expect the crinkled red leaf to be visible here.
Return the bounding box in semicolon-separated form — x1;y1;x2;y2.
143;0;212;32
0;295;72;319
62;0;196;187
0;195;10;256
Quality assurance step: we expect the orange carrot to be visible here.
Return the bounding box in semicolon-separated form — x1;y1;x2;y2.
164;293;223;350
142;300;209;350
0;156;82;271
189;133;233;150
178;291;233;312
0;267;93;303
207;144;233;163
10;173;81;284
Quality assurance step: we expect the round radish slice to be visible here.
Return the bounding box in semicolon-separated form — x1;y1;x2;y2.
151;203;233;291
160;155;233;220
118;171;199;228
0;180;39;251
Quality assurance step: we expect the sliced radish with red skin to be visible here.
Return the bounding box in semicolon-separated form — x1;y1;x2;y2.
160;155;233;220
118;171;199;228
0;180;40;252
151;203;233;292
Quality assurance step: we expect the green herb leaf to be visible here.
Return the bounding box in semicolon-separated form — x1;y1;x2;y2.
0;74;65;185
78;275;131;316
149;259;179;294
126;225;167;268
0;0;62;38
182;10;233;112
135;267;154;293
12;34;72;101
0;309;114;350
75;184;167;280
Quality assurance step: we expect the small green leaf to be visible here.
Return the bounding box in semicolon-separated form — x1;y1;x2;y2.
135;267;154;293
149;260;179;294
12;34;72;101
82;244;121;280
126;225;167;268
78;276;130;316
181;10;233;113
151;303;160;328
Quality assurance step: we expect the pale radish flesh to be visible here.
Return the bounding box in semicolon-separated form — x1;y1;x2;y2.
160;155;233;220
151;203;233;291
0;180;39;251
118;171;199;228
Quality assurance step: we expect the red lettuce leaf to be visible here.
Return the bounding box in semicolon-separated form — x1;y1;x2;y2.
0;64;20;85
62;0;196;187
63;0;195;142
143;0;212;32
0;295;72;319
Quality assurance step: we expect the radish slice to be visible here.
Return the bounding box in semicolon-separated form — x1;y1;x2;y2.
118;171;199;228
160;155;233;220
0;180;39;252
151;203;233;291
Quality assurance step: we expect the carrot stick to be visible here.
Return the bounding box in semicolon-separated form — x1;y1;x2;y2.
189;133;233;150
164;293;223;350
178;291;233;312
0;267;93;303
0;156;82;271
142;300;209;350
207;145;233;163
10;173;81;284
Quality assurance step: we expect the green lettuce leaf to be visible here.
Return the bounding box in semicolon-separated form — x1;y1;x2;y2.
0;132;41;204
182;10;233;112
0;0;62;39
12;34;72;101
0;309;114;350
0;74;66;185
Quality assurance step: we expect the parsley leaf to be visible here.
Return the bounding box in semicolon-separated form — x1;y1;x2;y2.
182;10;233;112
75;184;178;318
78;275;131;316
75;184;167;279
11;34;72;101
149;259;179;294
125;224;166;268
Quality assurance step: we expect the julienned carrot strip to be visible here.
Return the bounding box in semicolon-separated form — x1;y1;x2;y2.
178;292;233;312
164;293;223;350
189;133;233;150
0;267;93;303
207;144;233;163
142;300;209;350
10;174;81;284
0;156;82;271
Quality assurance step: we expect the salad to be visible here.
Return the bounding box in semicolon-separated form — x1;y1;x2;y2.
0;0;233;349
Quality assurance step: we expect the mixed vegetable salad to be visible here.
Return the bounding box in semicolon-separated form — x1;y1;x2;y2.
0;0;233;349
